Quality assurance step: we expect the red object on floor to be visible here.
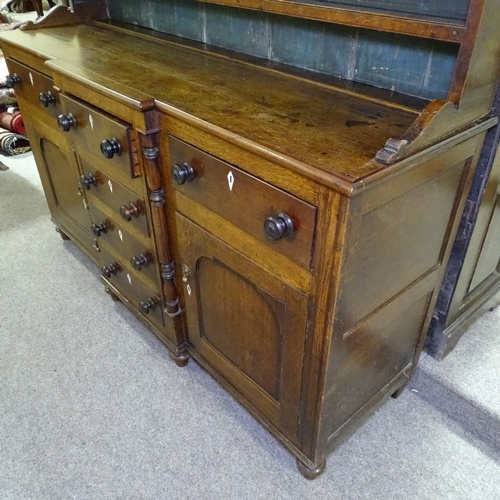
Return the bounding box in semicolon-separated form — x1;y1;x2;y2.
0;110;26;135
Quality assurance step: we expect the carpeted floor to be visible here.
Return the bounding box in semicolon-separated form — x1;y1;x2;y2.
1;153;499;500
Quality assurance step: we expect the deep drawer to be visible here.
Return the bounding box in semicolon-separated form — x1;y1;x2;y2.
81;160;150;237
58;93;134;176
169;137;317;270
6;58;61;118
99;246;164;331
89;203;159;288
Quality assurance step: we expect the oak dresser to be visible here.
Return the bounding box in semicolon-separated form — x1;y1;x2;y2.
1;0;499;478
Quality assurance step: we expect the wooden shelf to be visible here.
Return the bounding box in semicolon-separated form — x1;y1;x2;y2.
199;0;467;42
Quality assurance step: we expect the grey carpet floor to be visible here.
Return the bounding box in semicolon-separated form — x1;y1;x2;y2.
1;154;499;500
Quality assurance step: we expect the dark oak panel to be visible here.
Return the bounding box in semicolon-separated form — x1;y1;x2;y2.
59;93;134;177
178;214;308;441
6;58;62;119
80;161;150;237
170;137;317;270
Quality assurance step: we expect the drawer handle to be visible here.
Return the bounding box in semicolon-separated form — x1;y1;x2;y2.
140;298;156;314
264;212;294;241
100;138;122;159
58;113;77;132
39;91;55;108
91;221;108;237
80;173;97;190
131;253;150;271
101;262;119;278
171;162;195;185
119;203;140;221
6;73;21;87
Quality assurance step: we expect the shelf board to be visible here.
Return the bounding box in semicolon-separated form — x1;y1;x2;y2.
199;0;467;42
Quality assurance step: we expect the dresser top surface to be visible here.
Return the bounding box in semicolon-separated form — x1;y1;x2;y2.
0;23;418;184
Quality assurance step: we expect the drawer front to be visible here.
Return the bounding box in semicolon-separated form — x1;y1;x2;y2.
58;93;133;176
169;137;317;270
99;247;164;330
81;160;150;237
89;203;159;288
6;58;61;118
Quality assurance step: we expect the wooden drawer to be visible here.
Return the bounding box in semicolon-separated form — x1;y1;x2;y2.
169;137;317;270
98;246;164;331
58;93;134;177
81;159;150;237
6;58;61;118
89;203;159;288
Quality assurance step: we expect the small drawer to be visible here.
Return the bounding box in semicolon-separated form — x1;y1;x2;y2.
81;162;149;237
89;204;159;287
58;93;134;177
99;247;164;331
6;58;61;118
169;137;317;270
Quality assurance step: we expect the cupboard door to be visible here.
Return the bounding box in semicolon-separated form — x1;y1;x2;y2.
27;115;94;256
177;214;308;441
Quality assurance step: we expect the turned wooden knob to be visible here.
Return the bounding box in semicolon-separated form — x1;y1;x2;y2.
101;262;118;278
6;73;21;87
119;203;139;222
91;221;108;237
58;113;77;132
171;162;195;185
264;212;294;241
100;138;121;159
140;298;156;314
39;91;56;107
131;253;149;271
80;172;97;190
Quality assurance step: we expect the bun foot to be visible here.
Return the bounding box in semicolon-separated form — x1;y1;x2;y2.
169;350;189;367
296;459;326;480
105;287;120;302
391;381;409;399
55;227;70;240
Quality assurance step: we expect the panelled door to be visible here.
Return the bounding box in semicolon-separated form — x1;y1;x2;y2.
177;213;308;442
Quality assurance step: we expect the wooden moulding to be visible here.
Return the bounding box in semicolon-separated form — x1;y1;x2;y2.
138;127;189;366
198;0;467;42
376;0;500;165
21;1;107;31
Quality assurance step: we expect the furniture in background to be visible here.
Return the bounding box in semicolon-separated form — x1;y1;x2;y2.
1;0;499;479
426;86;500;360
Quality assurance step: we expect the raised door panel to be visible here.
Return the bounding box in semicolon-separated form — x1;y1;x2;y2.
177;214;307;441
27;115;94;257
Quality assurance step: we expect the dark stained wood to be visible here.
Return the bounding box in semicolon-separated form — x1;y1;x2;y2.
14;98;96;261
427;130;500;360
177;213;308;442
81;164;150;237
376;1;500;164
0;24;417;186
59;93;135;177
139;128;188;362
21;1;107;30
199;0;467;42
1;7;498;477
98;244;165;332
88;201;159;290
169;137;317;270
5;59;61;118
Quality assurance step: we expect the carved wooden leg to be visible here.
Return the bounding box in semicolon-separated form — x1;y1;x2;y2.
169;350;189;367
391;381;409;399
55;226;70;240
105;287;120;302
296;458;326;480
